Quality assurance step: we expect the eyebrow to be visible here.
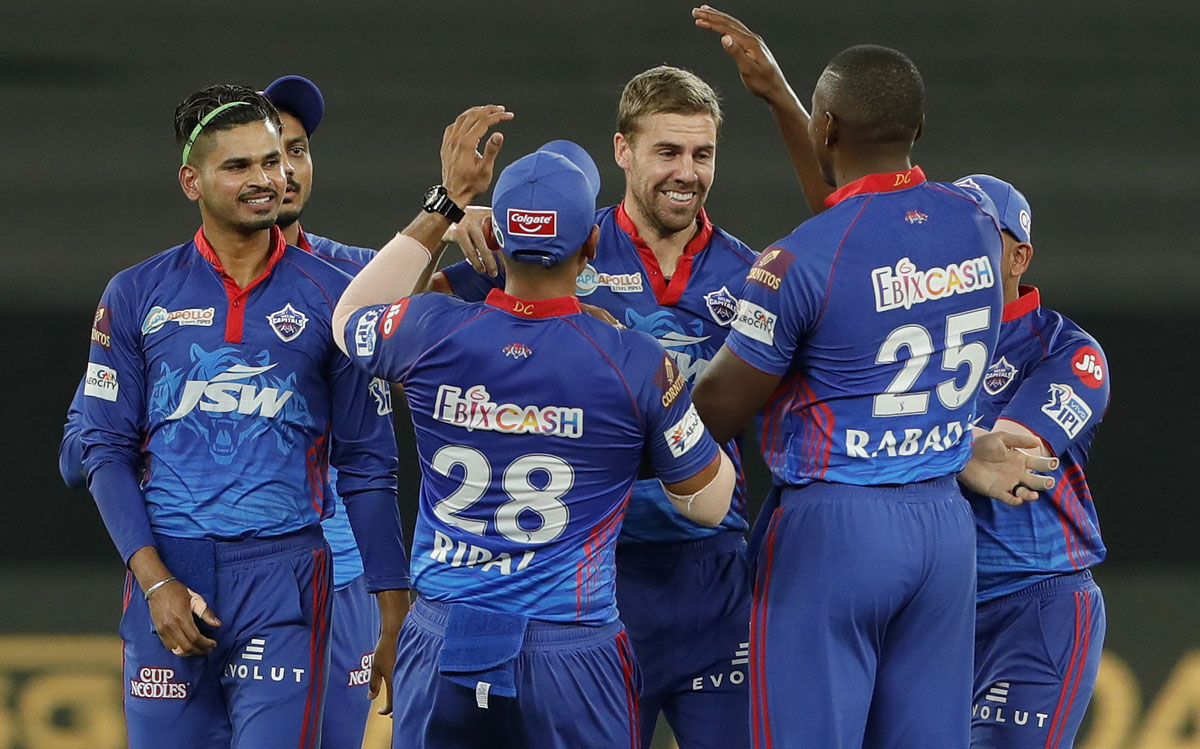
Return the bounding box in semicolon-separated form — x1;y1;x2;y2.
283;135;308;148
218;149;282;168
652;140;715;151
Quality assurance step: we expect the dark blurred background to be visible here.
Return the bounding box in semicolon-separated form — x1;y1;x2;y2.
1;1;1196;747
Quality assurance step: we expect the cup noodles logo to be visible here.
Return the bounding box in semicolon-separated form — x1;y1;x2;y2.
507;209;557;237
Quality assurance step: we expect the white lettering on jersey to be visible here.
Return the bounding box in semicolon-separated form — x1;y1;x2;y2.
871;256;995;312
128;667;188;700
355;310;379;357
429;530;535;576
575;264;643;295
844;419;968;459
84;362;119;401
165;364;294;421
142;306;215;335
731;300;777;345
1041;383;1092;440
433;385;584;438
663;403;705;458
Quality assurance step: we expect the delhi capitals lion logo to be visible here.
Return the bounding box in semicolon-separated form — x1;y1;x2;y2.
148;344;313;465
625;309;713;382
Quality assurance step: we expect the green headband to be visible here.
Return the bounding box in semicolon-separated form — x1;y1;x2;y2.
181;101;251;166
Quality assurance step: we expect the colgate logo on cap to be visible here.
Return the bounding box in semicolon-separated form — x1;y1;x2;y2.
507;209;557;237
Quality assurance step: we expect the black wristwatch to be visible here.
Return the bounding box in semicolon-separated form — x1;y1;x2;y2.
422;185;466;223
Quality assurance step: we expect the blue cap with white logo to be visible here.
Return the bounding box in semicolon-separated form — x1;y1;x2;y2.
490;140;600;267
956;174;1032;243
263;75;324;137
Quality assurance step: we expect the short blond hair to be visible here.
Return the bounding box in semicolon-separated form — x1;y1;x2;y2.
617;65;722;137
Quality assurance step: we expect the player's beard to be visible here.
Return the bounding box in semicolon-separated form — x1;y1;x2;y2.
631;178;708;237
276;177;306;229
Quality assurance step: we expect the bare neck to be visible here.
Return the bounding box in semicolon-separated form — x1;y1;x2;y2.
1003;276;1021;306
503;268;579;301
622;195;698;277
201;220;274;288
831;148;913;189
280;221;301;246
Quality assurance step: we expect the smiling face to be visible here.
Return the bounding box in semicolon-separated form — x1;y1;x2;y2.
615;111;717;238
276;110;312;229
182;119;286;234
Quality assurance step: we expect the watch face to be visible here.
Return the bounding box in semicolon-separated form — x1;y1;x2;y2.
422;185;443;210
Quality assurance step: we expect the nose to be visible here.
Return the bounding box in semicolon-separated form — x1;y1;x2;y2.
674;154;698;184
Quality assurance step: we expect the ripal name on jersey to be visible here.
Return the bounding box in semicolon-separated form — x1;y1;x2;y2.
166;363;294;421
731;299;777;345
142;306;215;335
429;529;535;577
664;403;705;458
84;362;119;401
872;255;994;312
1042;383;1093;439
845;418;969;459
576;264;643;295
355;310;380;356
434;384;584;439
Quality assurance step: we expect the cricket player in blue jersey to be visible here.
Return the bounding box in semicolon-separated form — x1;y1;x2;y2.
78;84;409;748
431;67;758;749
952;175;1109;749
691;47;1058;747
331;104;737;748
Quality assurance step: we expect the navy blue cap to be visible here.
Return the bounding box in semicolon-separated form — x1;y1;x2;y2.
954;174;1032;243
263;75;324;137
490;140;600;267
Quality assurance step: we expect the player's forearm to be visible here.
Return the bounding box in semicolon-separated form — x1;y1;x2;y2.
333;229;434;354
342;488;412;592
664;450;735;527
374;588;411;635
88;460;156;565
764;93;832;216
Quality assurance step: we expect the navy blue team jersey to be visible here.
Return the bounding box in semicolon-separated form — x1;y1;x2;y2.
443;204;754;543
965;286;1109;601
725;167;1004;485
344;290;720;624
81;227;399;552
298;228;384;588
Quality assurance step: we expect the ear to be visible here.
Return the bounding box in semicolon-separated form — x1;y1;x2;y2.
913;114;925;145
179;164;202;203
1010;241;1033;277
613;131;632;171
579;225;600;267
821;111;838;148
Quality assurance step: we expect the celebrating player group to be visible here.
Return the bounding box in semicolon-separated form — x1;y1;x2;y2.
61;5;1109;748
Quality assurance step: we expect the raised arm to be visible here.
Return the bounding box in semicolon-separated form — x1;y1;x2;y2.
693;5;833;215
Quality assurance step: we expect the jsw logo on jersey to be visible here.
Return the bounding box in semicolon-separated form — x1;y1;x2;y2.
166;363;295;421
872;255;995;312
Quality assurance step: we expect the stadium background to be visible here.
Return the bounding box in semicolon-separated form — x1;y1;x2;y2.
1;1;1196;746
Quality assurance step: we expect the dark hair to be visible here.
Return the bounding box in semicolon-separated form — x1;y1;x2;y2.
617;65;722;137
173;84;281;155
820;45;924;144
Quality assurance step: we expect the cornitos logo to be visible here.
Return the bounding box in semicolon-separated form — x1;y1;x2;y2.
166;363;294;420
731;300;777;345
434;384;583;438
84;362;119;401
663;403;705;458
142;306;215;335
871;256;994;312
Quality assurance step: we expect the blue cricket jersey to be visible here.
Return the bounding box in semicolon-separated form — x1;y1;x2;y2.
725;167;1004;485
344;290;720;624
443;203;754;543
965;286;1109;601
80;226;407;591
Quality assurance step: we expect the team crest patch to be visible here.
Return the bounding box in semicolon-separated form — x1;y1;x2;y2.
983;356;1017;395
703;286;738;325
503;342;533;360
1041;383;1093;440
905;210;928;224
266;303;308;342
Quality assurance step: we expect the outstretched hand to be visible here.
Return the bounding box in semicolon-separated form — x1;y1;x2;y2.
442;206;501;277
960;431;1058;507
441;105;514;210
692;6;793;103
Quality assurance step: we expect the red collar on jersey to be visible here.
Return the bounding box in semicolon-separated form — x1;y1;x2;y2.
824;166;927;208
485;288;582;319
615;200;713;306
295;224;313;253
193;225;288;343
1003;285;1041;322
